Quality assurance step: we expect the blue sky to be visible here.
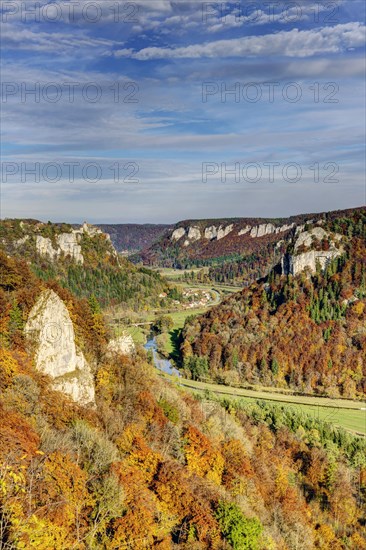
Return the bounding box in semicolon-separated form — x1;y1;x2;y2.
1;0;365;223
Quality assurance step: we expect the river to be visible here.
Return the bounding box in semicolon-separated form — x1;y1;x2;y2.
144;335;181;377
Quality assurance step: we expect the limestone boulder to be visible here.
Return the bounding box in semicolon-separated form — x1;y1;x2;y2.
106;334;135;356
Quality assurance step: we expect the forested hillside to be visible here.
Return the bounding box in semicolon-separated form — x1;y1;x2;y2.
138;208;365;286
181;209;366;398
1;251;366;548
0;219;171;311
97;223;172;253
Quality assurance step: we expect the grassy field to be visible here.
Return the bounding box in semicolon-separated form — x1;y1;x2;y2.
124;325;147;345
153;267;243;293
166;377;366;435
151;267;203;280
179;380;366;435
149;308;208;329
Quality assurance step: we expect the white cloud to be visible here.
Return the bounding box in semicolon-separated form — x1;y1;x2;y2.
206;3;337;33
1;22;119;54
115;22;366;59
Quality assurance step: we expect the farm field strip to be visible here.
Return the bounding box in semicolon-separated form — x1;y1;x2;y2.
159;375;366;435
176;378;366;410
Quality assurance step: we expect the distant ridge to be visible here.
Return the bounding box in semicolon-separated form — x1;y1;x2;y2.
97;223;172;253
133;206;366;285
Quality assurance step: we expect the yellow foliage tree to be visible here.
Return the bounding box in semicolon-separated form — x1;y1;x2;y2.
0;348;19;389
184;426;224;485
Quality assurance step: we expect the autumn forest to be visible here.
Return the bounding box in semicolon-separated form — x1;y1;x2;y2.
0;209;365;549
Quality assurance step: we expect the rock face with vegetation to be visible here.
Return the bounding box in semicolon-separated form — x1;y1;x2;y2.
282;227;344;276
138;207;363;286
0;218;172;310
1;220;113;266
36;232;85;264
25;289;95;405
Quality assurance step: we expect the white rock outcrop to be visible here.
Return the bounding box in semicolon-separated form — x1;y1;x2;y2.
238;225;251;236
80;222;103;237
36;236;58;261
25;290;95;406
217;224;233;240
238;222;294;238
282;228;343;276
283;250;341;276
204;225;218;240
295;221;314;235
294;227;329;252
56;233;84;264
178;226;202;247
203;224;233;241
36;233;84;264
187;226;201;243
33;224;115;265
250;223;276;238
275;223;295;234
15;235;30;247
171;227;186;242
106;334;135;356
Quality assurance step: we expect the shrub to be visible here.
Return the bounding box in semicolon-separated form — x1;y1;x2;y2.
158;398;180;424
71;420;119;475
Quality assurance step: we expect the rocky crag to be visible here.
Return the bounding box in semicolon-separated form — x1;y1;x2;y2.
282;227;344;276
25;289;96;406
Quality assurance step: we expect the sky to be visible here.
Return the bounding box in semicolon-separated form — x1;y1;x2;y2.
1;0;365;223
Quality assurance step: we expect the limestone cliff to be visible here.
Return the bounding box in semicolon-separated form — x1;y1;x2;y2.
169;220;294;246
204;225;218;240
250;223;275;238
2;220;117;266
171;227;186;242
237;225;251;236
56;232;84;263
282;227;343;276
36;233;84;264
249;222;295;238
171;223;234;245
217;224;233;240
35;223;106;264
183;226;201;246
25;289;95;406
36;236;59;262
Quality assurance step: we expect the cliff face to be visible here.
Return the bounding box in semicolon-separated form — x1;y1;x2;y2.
35;223;112;264
1;220;118;266
25;289;95;406
36;233;84;264
169;221;295;245
282;227;343;276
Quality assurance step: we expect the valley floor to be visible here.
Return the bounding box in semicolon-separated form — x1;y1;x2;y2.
109;274;366;436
